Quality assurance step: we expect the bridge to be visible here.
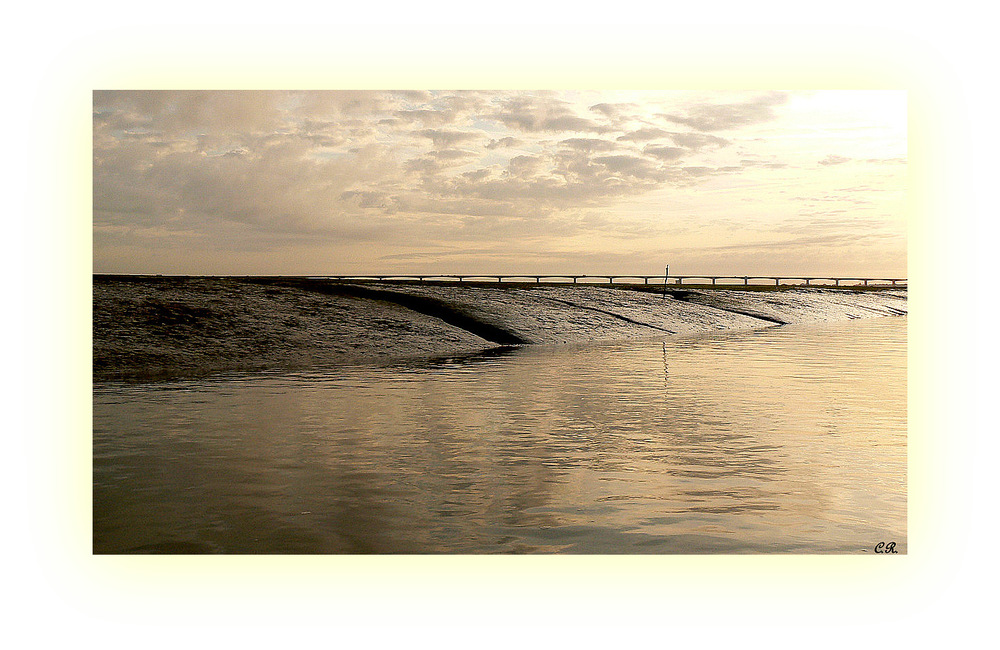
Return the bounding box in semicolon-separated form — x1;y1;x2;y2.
306;274;907;287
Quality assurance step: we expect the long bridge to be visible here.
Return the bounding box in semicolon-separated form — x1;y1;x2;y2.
306;274;907;287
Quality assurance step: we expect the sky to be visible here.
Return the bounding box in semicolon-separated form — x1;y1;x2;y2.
93;89;907;277
14;8;999;645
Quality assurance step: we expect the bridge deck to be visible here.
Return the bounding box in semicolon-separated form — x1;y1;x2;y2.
307;274;907;287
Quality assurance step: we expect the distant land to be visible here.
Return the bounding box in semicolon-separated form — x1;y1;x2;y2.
93;276;907;381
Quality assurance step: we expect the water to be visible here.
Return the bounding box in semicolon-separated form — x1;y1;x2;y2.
93;317;906;554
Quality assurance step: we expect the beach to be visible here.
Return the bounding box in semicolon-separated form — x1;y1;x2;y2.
93;276;907;381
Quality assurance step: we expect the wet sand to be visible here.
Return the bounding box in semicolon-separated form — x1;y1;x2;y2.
93;276;907;381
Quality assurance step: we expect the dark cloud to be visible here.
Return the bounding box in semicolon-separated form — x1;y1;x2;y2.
643;145;686;162
461;169;492;182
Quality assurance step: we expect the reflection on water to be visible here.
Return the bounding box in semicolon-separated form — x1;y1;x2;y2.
93;317;906;554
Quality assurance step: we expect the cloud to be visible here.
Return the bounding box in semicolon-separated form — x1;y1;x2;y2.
643;145;686;162
507;155;542;178
738;158;789;170
489;94;613;133
92;90;749;250
589;102;637;118
818;154;852;166
663;92;789;132
592;155;668;181
617;127;673;142
461;168;492;182
93;90;905;275
340;190;396;211
540;115;613;133
393;90;434;102
667;132;730;150
392;108;457;126
414;129;479;148
681;166;717;177
429;148;478;161
558;138;620;152
485;136;521;149
864;156;906;165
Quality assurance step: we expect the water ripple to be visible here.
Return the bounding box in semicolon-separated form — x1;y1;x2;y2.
93;317;906;554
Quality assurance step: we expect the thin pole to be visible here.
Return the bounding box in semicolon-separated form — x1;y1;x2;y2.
662;265;668;298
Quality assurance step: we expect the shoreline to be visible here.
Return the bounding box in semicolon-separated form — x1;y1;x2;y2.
93;276;907;382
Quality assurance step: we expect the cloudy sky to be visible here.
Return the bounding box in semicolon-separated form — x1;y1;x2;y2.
93;90;906;277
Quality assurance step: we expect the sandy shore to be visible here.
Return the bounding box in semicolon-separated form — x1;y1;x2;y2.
93;276;907;381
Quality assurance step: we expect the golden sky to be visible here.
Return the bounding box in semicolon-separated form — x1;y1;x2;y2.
93;90;906;276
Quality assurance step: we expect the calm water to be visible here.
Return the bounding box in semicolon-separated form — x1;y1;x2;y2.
93;317;906;554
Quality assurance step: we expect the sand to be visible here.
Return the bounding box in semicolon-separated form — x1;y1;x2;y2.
93;276;907;381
